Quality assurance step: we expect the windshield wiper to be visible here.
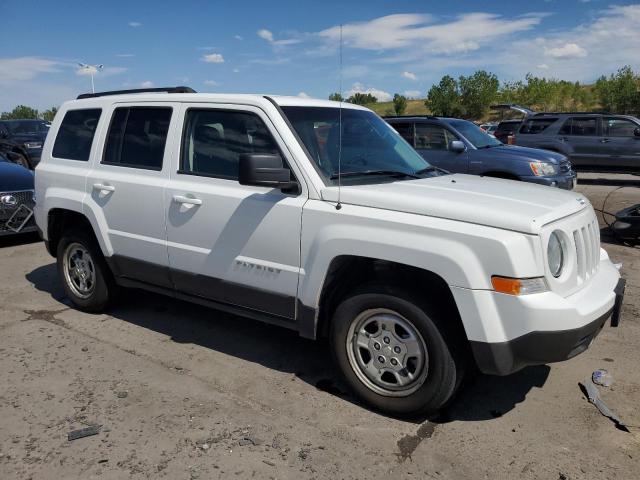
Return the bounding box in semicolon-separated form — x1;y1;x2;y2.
329;169;420;180
415;166;449;175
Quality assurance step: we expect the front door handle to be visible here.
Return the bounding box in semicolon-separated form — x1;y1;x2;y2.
558;137;569;142
600;138;611;143
173;195;202;206
93;183;115;193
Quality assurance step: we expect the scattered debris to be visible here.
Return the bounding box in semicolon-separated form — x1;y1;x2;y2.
592;369;613;387
579;379;629;432
397;423;436;462
262;460;275;467
115;391;128;399
81;346;88;352
68;424;102;441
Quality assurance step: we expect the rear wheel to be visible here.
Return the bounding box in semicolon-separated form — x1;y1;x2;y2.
56;229;117;312
330;286;465;417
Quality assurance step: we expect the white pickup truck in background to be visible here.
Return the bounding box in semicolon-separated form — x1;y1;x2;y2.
34;88;625;416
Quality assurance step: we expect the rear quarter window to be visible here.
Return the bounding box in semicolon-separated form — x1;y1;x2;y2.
52;109;102;161
519;118;558;134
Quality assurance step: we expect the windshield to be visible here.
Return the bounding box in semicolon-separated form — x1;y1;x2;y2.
282;106;433;185
447;119;502;149
4;120;50;134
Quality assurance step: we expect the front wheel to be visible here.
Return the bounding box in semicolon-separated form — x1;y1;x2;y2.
330;287;465;417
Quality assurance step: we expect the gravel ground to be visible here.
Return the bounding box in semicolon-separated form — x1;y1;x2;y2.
0;172;639;480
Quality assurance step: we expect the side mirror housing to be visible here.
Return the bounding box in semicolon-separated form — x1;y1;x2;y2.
239;154;296;191
450;140;466;153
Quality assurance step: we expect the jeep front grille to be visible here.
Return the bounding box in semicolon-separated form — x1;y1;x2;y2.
573;219;600;284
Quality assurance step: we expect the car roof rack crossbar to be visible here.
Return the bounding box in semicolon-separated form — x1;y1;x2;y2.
533;111;611;116
77;86;196;100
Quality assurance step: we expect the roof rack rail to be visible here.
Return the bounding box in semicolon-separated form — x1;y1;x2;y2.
382;114;438;119
77;86;196;100
533;111;610;116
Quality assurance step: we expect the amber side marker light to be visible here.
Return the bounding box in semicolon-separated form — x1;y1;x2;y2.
491;276;548;296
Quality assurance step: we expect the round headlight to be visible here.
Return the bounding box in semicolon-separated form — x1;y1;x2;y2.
548;231;564;278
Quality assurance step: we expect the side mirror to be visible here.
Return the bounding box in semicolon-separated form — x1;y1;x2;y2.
450;140;466;153
634;127;640;138
239;153;296;191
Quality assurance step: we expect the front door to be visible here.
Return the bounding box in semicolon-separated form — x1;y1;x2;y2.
164;104;306;319
414;123;468;173
557;116;601;170
600;116;640;172
85;103;178;287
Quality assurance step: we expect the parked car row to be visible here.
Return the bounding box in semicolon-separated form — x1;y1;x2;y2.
32;87;624;417
492;106;640;174
0;119;50;169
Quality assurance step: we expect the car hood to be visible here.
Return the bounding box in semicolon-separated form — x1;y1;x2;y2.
0;161;34;191
484;145;566;164
320;174;587;234
9;132;46;144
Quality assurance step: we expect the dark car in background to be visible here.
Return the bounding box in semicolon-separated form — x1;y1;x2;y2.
494;119;522;144
0;119;50;169
0;153;36;236
385;115;576;189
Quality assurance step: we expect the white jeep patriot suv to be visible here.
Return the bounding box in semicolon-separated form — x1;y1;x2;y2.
35;87;625;416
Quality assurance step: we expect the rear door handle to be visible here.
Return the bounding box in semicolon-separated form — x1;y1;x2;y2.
93;183;115;192
173;195;202;206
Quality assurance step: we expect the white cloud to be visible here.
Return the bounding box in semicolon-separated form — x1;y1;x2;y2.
116;53;135;58
234;35;243;40
128;21;142;27
536;63;550;69
0;57;60;83
345;83;392;102
201;53;225;63
232;68;240;73
140;80;154;88
297;91;310;98
203;80;219;87
258;29;274;42
544;43;587;59
402;71;417;81
403;90;422;99
319;13;544;54
257;28;301;47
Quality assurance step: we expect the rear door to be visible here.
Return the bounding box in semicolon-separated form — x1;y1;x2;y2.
600;116;640;172
557;116;601;169
164;103;306;319
414;123;467;172
85;102;178;287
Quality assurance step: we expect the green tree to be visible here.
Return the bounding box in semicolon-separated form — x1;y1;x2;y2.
42;107;58;122
1;105;40;120
328;92;344;102
425;75;463;117
347;92;377;105
458;70;499;120
596;66;639;114
392;93;407;115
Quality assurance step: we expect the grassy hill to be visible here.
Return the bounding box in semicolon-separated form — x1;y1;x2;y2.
366;99;430;116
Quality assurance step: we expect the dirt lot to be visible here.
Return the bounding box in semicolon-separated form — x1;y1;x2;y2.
1;173;639;480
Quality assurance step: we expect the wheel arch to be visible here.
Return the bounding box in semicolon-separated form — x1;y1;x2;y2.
47;208;102;258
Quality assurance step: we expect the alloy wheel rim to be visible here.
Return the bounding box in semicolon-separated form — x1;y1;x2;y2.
63;242;96;299
346;308;429;397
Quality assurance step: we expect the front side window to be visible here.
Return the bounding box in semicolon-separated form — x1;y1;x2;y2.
603;117;639;137
282;106;431;185
52;109;102;161
180;109;280;180
559;117;597;136
415;124;452;150
103;107;172;170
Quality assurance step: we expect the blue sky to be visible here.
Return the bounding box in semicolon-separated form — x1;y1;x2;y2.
1;0;639;111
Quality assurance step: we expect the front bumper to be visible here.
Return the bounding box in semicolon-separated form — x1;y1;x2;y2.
451;256;622;375
520;171;577;190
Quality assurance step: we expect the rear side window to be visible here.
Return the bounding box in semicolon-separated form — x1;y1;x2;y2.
519;118;557;134
415;124;452;150
603;117;638;137
103;107;172;170
391;123;414;145
495;121;519;133
559;117;597;136
52;109;102;161
180;109;279;180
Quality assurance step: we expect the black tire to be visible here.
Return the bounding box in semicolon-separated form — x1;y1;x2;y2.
56;228;117;312
9;152;31;170
330;285;466;417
